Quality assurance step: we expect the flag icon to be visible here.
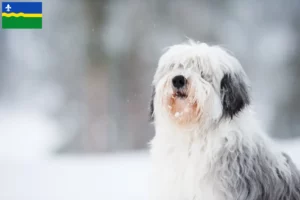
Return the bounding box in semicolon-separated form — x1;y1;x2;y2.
2;2;42;29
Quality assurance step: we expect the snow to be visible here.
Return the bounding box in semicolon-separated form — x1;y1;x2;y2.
175;112;181;117
0;106;298;200
0;107;150;200
0;140;299;200
0;105;298;200
0;106;62;160
276;139;300;167
0;152;151;200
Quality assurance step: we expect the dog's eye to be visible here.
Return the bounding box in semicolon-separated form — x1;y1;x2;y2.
178;64;184;69
201;72;212;82
201;71;204;78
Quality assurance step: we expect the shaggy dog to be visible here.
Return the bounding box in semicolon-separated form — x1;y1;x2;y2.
149;41;300;200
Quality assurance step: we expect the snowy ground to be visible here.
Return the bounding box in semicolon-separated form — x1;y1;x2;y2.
0;107;298;200
0;151;151;200
276;139;300;167
0;140;299;200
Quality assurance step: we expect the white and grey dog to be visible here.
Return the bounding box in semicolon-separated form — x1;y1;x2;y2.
149;41;300;200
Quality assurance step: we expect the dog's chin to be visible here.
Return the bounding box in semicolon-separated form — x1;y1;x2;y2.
166;91;200;125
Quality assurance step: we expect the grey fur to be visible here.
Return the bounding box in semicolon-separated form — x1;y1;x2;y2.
213;139;300;200
149;87;155;122
220;73;250;119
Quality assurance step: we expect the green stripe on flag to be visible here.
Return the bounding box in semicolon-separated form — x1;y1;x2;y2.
2;17;42;29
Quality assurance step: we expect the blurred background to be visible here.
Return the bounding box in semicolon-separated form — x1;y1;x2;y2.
1;0;300;199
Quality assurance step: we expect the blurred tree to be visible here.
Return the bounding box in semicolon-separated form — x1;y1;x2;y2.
271;0;300;139
60;0;110;153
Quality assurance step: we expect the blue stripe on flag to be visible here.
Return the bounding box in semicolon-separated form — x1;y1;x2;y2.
2;2;42;14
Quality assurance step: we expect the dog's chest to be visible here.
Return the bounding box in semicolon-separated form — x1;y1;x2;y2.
150;138;223;200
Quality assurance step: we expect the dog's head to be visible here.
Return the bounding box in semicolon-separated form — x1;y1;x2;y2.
150;41;250;128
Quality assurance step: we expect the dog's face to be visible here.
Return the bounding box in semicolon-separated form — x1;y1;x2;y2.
150;42;250;128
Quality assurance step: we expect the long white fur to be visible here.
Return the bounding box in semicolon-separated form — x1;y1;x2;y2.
149;41;300;200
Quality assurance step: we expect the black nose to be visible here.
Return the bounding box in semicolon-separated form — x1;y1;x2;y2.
172;75;187;89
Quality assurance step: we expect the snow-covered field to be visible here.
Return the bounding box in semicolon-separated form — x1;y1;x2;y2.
276;139;300;167
0;151;151;200
0;140;299;200
0;107;298;200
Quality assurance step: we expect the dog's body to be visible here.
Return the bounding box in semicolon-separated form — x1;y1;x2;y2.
149;41;300;200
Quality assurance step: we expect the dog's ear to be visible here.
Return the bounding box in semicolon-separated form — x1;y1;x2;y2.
149;87;155;122
220;73;250;118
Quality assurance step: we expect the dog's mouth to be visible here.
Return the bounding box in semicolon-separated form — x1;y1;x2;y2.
167;90;200;125
174;91;187;98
